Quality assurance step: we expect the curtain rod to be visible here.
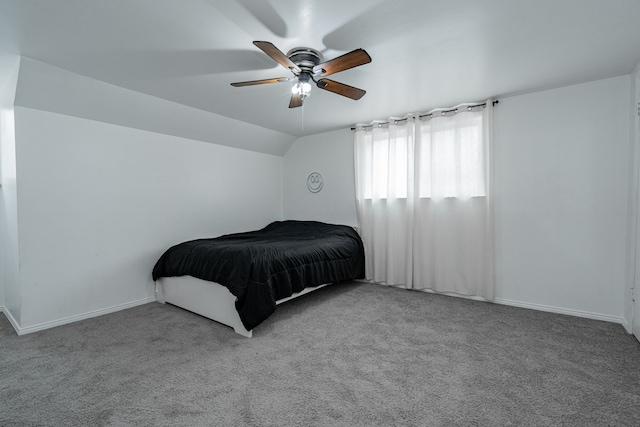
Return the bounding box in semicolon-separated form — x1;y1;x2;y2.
350;99;499;131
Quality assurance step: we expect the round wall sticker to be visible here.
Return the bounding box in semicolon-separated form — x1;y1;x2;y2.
307;172;324;193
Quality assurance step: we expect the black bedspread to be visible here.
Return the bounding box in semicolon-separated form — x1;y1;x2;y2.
152;220;365;331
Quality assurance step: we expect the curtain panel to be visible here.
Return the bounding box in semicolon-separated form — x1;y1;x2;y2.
354;103;494;299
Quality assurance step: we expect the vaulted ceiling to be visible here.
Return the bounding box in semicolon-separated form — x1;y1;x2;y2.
2;0;640;140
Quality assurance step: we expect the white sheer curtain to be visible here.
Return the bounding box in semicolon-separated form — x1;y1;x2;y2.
354;103;494;299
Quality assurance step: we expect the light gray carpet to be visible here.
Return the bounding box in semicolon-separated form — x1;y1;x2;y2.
1;282;639;427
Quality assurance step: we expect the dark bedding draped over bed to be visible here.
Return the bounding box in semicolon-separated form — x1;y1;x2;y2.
152;220;365;330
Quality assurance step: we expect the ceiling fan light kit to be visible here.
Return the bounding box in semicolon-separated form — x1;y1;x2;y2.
291;68;312;97
231;41;371;108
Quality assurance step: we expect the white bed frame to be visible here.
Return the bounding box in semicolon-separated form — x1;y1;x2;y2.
156;276;327;337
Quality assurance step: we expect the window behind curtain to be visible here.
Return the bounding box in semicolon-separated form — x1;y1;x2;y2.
360;110;486;200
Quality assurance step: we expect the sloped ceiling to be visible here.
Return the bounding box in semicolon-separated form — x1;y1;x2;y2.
14;57;297;156
2;0;640;146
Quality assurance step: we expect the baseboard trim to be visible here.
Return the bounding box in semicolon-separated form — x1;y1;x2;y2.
493;298;626;326
4;290;628;335
0;305;22;334
367;282;627;328
11;297;156;336
621;318;631;334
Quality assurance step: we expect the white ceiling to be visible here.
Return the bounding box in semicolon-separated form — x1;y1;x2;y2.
2;0;640;138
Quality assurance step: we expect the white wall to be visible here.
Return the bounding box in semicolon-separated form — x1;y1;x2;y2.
283;75;632;324
632;63;640;340
13;107;283;332
0;55;20;322
493;75;630;323
283;129;358;227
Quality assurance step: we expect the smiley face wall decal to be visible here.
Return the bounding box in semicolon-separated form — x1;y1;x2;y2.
307;172;324;193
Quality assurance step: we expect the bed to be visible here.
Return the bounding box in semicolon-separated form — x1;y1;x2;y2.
152;220;365;337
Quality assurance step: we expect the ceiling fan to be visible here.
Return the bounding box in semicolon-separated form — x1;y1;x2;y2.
231;41;372;108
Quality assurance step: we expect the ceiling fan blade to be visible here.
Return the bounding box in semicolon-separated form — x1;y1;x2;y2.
230;77;289;87
316;79;366;100
313;49;371;77
253;41;301;73
289;93;304;108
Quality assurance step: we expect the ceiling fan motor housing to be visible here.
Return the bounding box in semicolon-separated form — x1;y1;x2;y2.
286;47;323;72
